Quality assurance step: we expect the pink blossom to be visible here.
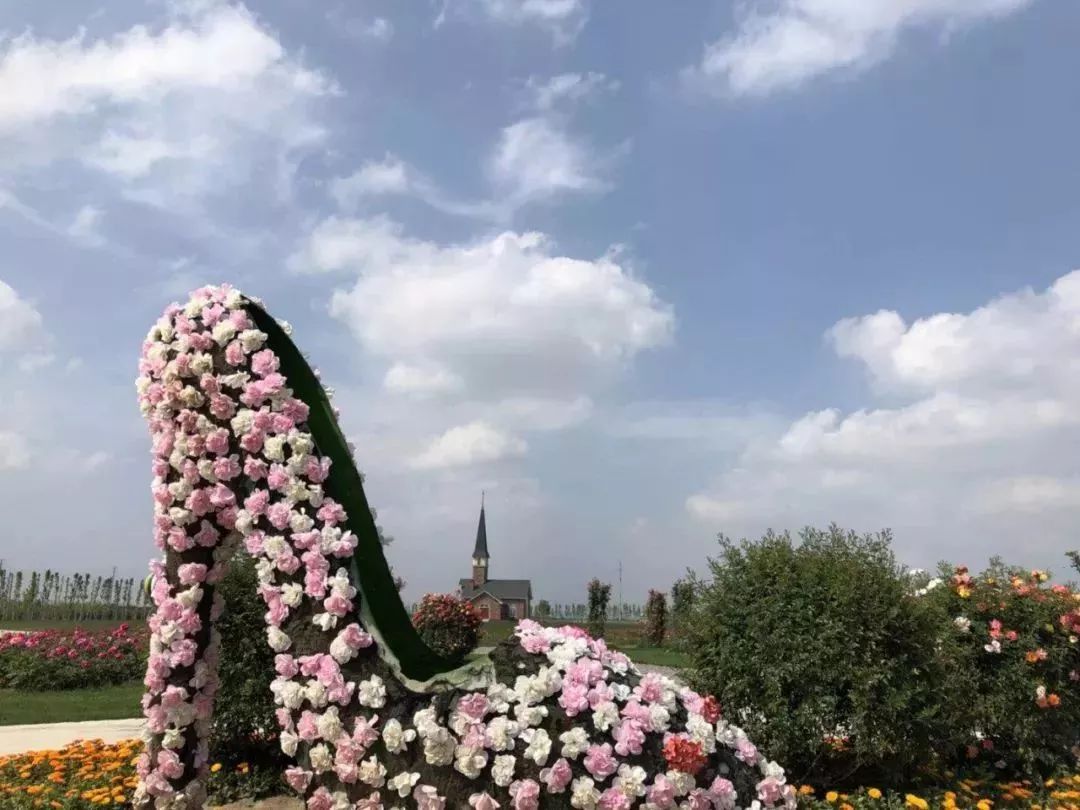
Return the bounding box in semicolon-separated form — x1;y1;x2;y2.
352;714;380;748
267;465;290;491
317;499;347;525
709;777;736;809
598;787;632;810
297;711;320;741
306;788;334;810
613;718;646;756
224;340;245;366
521;634;550;654
205;429;230;455
469;793;501;810
208;483;236;508
177;563;207;585
735;738;759;765
267;501;292;529
339;623;374;650
156;749;184;780
275;654;299;677
539;758;573;793
508;779;540;810
757;777;784;805
244;457;268;479
185;488;212;516
685;789;712;810
559;682;590;717
414;785;447;810
457;693;489;722
355;793;383;810
244;489;270;515
647;774;677;809
212;456;241;480
251;349;279;377
583;743;617;780
193;520;220;547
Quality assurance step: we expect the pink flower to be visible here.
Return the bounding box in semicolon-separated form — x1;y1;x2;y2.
757;777;784;805
339;623;374;650
709;777;736;808
508;779;540;810
414;785;446;810
267;501;292;529
156;749;184;780
352;714;380;748
598;787;632;810
457;693;489;723
245;489;270;515
297;711;320;741
469;793;501;810
177;563;207;585
735;737;759;765
244;457;268;479
685;789;713;810
205;429;230;455
355;793;383;810
306;788;334;810
647;774;677;809
521;634;550;654
539;758;572;793
559;682;590;717
251;349;279;377
613;718;646;756
267;465;290;491
583;743;617;780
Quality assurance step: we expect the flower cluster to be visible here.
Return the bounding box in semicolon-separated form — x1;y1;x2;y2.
798;772;1080;809
0;738;140;808
0;624;144;689
412;593;482;659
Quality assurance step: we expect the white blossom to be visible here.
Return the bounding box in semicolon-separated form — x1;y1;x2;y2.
570;776;600;809
358;675;387;708
358;756;387;788
382;719;417;754
266;626;291;652
614;764;648;797
560;727;589;760
491;754;516;787
423;727;456;767
522;728;552;766
387;772;420;798
454;745;489;779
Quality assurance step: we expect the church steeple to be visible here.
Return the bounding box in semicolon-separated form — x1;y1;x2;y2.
471;492;489;587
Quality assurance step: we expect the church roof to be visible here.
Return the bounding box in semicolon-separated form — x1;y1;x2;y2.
459;578;532;602
473;499;489;559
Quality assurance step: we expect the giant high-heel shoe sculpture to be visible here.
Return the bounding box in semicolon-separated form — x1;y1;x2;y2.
134;285;793;809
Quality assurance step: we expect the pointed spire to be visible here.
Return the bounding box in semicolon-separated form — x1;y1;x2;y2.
473;494;489;560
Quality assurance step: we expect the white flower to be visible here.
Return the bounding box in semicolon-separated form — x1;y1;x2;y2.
667;770;695;796
592;701;619;732
175;585;203;610
316;707;344;741
485;716;519;751
313;612;339;632
263;435;286;461
290;431;314;456
486;683;515;713
423;727;456;767
231;410;255;436
169;507;194;526
289;510;315;533
522;728;551;766
309;743;332;773
648;703;671;732
254;559;275;584
276;680;304;710
387;772;420;798
238;329;267;353
686;714;717;753
266;626;291;652
614;764;647;797
211;320;238;346
304;680;329;709
162;728;185;749
382;719;416;754
954;616;972;632
358;756;387;788
514;703;548;728
279;730;299;757
413;707;441;738
263;535;289;559
611;683;632;702
358;675;387;708
560;727;589;760
454;745;489;779
570;776;600;809
281;582;303;608
985;639;1002;654
491;754;516;787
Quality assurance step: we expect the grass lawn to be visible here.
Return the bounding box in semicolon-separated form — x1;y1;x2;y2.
0;682;144;726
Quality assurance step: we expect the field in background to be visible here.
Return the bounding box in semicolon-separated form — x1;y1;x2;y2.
0;683;145;725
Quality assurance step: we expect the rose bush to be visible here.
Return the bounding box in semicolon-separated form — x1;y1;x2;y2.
0;624;144;689
411;593;482;660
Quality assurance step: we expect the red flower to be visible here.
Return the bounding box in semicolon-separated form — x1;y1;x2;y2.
701;695;721;724
663;734;706;775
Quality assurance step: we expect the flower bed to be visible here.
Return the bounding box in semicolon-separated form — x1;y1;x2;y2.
796;772;1080;808
0;738;140;808
0;625;145;689
411;593;482;659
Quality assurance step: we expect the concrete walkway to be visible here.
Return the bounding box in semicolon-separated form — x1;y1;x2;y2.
0;717;145;755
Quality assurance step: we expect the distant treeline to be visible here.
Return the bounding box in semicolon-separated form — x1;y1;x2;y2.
0;567;153;623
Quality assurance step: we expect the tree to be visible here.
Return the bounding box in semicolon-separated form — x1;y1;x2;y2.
642;589;667;646
536;599;551;618
586;578;611;638
670;576;695;640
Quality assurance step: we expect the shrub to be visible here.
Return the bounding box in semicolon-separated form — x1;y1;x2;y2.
684;526;954;788
209;554;288;802
412;593;482;659
586;578;611;638
642;589;667;646
0;624;144;689
920;559;1080;778
536;599;552;618
671;576;695;639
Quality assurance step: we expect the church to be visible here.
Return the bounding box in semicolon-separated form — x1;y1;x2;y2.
457;497;532;621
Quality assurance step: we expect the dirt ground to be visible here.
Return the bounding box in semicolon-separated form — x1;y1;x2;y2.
211;798;302;809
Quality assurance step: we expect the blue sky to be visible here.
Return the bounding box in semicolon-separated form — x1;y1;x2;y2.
1;0;1078;604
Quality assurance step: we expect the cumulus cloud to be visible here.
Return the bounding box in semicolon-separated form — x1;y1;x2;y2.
447;0;588;44
687;269;1080;567
0;3;333;202
686;0;1035;97
411;420;527;469
330;114;615;222
0;279;45;353
291;217;673;401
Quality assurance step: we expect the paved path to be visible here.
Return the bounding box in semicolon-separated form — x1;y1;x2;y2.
0;718;145;755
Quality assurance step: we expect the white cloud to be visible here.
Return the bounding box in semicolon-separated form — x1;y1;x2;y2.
524;71;617;111
66;205;105;246
455;0;588;44
383;363;464;396
411;420;527;469
292;217;673;400
687;269;1080;565
0;3;333;202
0;279;45;352
0;430;30;470
330;115;615;221
687;0;1035;97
